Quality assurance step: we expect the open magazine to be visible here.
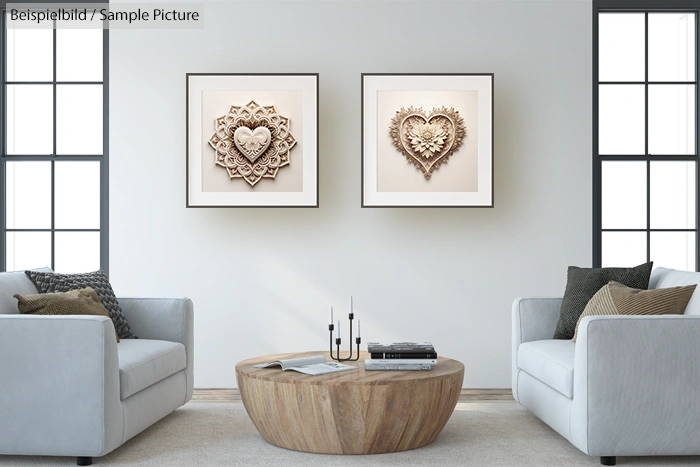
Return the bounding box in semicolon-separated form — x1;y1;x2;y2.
253;356;356;376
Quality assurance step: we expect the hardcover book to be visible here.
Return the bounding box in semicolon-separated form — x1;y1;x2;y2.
366;342;435;353
370;352;438;359
364;359;432;371
369;358;437;365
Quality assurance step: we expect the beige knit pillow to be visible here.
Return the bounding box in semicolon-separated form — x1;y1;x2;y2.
572;280;696;342
14;287;119;343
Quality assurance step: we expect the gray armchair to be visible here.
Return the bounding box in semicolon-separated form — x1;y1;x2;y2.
0;270;193;465
512;267;700;465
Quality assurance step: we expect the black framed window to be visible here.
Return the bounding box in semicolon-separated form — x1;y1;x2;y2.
593;0;700;270
0;5;108;274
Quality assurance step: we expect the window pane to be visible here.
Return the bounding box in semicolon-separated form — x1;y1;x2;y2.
54;232;100;273
651;232;696;271
6;85;53;155
6;232;51;272
649;85;695;155
56;85;103;155
6;27;53;81
5;161;52;229
599;85;645;155
650;161;695;229
602;161;647;229
57;29;103;82
599;13;645;82
55;162;100;229
649;13;696;82
602;232;647;267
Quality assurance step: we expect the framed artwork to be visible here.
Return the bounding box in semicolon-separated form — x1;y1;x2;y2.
362;73;494;207
186;73;318;207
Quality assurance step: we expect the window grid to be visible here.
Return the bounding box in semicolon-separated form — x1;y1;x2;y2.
593;2;700;270
0;13;109;274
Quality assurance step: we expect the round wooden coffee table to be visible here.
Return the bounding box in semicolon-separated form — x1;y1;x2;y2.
236;351;464;454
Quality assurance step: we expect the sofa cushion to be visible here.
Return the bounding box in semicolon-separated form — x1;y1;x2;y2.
15;287;120;343
518;340;575;398
118;339;186;400
0;268;52;314
553;262;653;340
650;267;700;315
26;270;136;339
572;280;696;342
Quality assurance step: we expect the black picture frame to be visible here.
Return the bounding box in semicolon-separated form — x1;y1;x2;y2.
361;73;494;208
186;73;319;208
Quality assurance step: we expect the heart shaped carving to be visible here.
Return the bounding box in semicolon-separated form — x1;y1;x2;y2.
390;106;466;179
234;126;272;163
209;101;297;187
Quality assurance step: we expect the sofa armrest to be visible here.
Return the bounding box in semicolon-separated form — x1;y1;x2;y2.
511;297;562;402
0;315;122;457
118;297;194;401
571;315;700;456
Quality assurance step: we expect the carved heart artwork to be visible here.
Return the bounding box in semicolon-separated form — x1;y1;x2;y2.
234;126;272;163
208;100;296;187
389;106;466;179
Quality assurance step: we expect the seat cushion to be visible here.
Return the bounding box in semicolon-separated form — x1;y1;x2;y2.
118;339;186;400
518;340;575;398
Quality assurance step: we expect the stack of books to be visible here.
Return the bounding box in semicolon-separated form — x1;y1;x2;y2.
364;342;437;371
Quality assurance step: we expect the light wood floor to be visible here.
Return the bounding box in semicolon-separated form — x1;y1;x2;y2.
192;388;514;403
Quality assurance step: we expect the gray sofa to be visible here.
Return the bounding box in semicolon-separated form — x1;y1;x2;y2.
512;267;700;465
0;269;194;465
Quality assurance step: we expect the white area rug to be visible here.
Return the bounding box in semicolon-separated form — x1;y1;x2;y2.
2;403;700;466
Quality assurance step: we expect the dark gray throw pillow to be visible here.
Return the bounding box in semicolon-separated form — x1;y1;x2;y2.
552;262;653;340
25;270;136;340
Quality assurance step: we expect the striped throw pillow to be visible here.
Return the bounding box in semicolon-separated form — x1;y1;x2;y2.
571;280;697;342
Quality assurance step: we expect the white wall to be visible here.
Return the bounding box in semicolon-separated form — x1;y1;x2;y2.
110;0;592;388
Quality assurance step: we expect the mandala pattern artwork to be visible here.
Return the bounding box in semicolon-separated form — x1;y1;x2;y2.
208;101;296;187
389;106;466;179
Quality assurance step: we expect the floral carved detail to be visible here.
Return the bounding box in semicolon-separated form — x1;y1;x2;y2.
208;100;296;187
389;106;466;179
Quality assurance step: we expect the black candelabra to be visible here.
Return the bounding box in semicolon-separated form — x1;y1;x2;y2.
329;309;361;362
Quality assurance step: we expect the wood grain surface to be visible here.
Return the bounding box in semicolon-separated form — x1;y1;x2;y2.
235;351;464;454
191;388;513;403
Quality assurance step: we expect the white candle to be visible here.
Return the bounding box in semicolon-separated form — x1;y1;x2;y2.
357;319;361;338
329;306;333;325
336;319;340;339
349;295;353;315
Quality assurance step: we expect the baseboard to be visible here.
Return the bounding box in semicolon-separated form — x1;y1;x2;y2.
191;388;514;403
